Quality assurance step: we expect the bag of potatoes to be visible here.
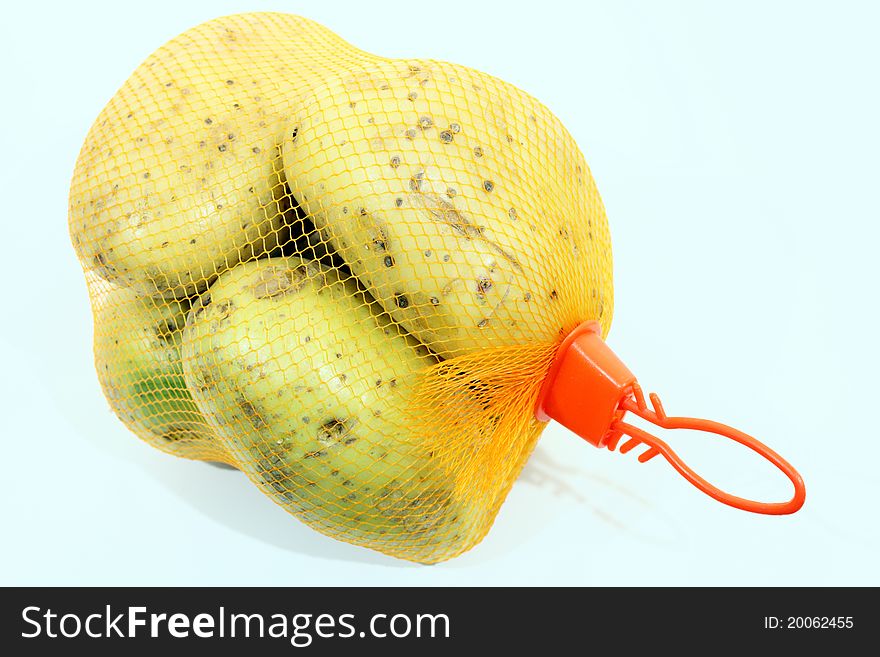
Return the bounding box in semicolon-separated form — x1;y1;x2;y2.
69;13;612;563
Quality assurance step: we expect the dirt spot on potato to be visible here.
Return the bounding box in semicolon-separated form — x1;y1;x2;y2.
251;265;310;299
317;418;358;449
236;395;268;430
408;192;523;273
92;252;120;281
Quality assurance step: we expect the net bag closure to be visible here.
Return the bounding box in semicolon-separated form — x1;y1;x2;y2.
535;321;806;515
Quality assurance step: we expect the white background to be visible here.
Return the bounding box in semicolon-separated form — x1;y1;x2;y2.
1;0;878;585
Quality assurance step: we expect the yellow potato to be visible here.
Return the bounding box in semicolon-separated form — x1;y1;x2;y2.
69;14;350;298
181;257;472;561
70;13;616;562
283;60;612;357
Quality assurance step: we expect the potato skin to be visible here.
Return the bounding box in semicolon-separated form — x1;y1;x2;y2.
181;257;471;558
93;283;216;459
283;60;613;357
70;13;612;334
68;14;351;299
71;12;616;562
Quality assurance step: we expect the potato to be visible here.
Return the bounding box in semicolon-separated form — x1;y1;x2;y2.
68;13;352;299
180;257;472;560
71;12;617;562
92;281;217;460
282;60;613;357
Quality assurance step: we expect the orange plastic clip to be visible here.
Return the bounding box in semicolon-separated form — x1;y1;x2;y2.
535;321;806;514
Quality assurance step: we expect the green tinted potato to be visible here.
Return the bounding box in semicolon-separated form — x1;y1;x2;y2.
181;257;471;558
93;283;213;458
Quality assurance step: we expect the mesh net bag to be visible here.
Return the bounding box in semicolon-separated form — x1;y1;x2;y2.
69;13;613;563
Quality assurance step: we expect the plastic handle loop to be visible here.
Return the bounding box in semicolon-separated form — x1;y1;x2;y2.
534;321;806;515
609;383;806;515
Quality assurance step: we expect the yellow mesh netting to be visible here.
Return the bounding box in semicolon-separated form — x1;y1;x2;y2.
69;12;613;563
